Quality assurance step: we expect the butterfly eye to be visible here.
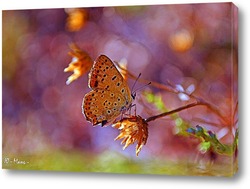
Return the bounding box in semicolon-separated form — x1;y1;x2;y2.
131;93;136;100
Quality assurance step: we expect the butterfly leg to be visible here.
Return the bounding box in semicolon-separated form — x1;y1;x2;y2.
133;104;137;116
129;104;136;116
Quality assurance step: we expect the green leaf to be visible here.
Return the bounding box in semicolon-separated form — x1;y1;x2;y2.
199;141;211;153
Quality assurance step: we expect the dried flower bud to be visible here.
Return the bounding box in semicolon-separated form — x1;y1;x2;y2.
65;8;88;32
64;43;93;85
112;115;148;156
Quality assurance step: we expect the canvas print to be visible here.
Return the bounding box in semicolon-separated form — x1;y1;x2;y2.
2;2;238;176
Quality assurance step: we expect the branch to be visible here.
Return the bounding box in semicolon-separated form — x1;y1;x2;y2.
145;101;206;123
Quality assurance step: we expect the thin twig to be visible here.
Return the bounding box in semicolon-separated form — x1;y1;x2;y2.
145;101;206;123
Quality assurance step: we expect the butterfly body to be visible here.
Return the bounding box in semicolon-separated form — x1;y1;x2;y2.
83;55;132;126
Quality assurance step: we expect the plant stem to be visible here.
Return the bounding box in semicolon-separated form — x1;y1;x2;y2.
145;101;206;123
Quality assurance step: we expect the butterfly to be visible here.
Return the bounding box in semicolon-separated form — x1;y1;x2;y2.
82;55;134;126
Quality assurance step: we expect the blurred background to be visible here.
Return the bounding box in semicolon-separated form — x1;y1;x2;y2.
2;3;238;176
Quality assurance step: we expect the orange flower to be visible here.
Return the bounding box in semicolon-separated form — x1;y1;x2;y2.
64;43;93;85
65;8;88;32
112;115;148;156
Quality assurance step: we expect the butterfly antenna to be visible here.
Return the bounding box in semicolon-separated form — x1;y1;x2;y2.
131;77;151;100
133;82;151;95
131;73;142;99
131;73;141;92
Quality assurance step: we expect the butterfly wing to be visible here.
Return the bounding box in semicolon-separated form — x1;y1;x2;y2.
83;55;132;126
88;55;128;91
83;89;131;126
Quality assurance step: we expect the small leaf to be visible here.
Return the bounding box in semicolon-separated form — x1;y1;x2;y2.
199;141;211;154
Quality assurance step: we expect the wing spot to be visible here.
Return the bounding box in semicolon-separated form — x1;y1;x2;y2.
112;76;117;80
94;81;98;87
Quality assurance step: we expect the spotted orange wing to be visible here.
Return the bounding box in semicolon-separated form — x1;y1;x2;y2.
83;55;132;126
